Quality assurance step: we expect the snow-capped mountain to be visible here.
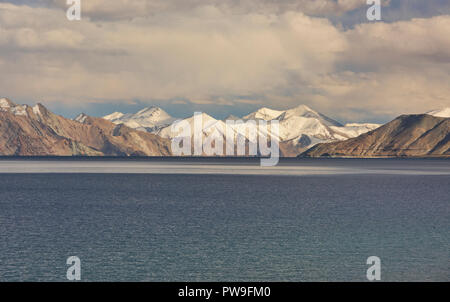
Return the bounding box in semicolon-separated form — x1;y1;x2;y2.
1;97;43;118
277;105;342;127
426;107;450;118
302;114;450;158
143;104;381;156
103;106;176;132
242;107;285;121
0;98;171;156
240;105;380;148
3;96;447;157
157;112;274;146
74;113;88;123
330;123;381;140
157;112;228;139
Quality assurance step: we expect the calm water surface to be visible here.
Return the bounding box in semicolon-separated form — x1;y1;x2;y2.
0;159;448;281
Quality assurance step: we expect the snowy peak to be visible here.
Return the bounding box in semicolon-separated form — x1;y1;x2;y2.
139;104;379;153
243;104;342;127
0;97;172;157
280;105;342;127
156;112;226;139
0;97;15;108
426;107;450;118
331;123;381;140
74;113;89;123
243;107;284;121
278;115;333;141
103;112;124;121
0;98;30;117
0;101;52;120
238;104;345;143
281;104;316;119
103;106;175;130
135;106;166;117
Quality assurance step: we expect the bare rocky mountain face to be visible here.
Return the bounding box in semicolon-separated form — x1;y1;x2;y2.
300;114;450;158
0;98;171;156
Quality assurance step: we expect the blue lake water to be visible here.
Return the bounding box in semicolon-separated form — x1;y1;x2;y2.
0;159;448;281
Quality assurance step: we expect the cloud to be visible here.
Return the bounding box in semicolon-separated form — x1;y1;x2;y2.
45;0;373;20
0;3;346;100
344;15;450;67
0;2;449;122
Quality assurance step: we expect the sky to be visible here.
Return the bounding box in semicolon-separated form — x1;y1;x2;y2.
0;0;449;123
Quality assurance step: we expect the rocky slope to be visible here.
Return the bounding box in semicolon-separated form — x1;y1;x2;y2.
0;98;171;156
300;114;450;157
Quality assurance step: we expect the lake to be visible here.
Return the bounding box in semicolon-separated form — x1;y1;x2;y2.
0;158;448;281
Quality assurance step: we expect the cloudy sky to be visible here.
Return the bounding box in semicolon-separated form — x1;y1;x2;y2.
0;0;449;122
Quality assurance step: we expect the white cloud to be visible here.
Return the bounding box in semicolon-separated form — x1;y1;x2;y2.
47;0;374;20
344;15;450;67
0;2;448;121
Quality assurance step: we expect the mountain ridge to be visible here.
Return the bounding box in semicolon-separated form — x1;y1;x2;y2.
1;97;448;158
103;106;176;132
300;114;450;158
104;104;381;156
0;100;171;156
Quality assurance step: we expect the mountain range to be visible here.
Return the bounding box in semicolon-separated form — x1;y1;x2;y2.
301;113;450;157
0;97;448;157
102;107;176;132
0;98;170;156
103;104;381;156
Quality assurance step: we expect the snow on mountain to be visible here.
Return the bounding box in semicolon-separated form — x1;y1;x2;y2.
246;106;383;151
330;123;381;140
239;105;366;149
0;98;31;117
32;105;42;117
267;105;342;143
103;112;124;120
156;112;280;155
243;107;284;121
239;105;346;142
74;113;88;123
157;113;228;140
0;98;13;108
279;105;342;127
137;104;382;155
0;98;48;119
103;106;176;131
101;104;382;155
0;99;172;157
278;115;334;141
426;108;450;118
10;105;28;116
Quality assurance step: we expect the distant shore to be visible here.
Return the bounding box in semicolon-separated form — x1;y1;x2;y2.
0;155;448;161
